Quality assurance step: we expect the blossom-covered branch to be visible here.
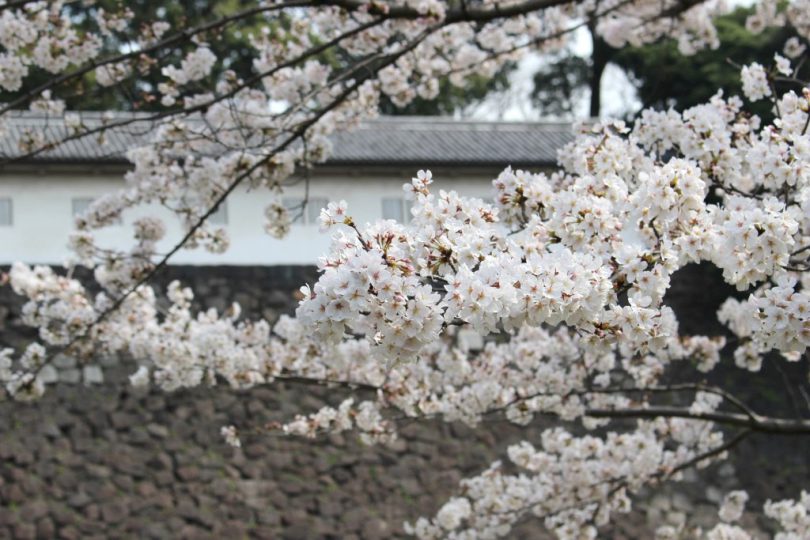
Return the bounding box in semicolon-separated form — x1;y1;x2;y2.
1;0;810;538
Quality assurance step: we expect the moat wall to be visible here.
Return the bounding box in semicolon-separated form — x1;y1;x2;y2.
0;264;806;539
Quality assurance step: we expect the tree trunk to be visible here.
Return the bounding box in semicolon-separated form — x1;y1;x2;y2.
588;22;613;118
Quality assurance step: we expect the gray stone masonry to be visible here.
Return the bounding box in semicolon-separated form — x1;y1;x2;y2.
0;264;807;538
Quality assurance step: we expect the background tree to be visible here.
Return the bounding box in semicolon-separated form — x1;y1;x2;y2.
532;5;809;118
5;0;511;115
4;0;265;111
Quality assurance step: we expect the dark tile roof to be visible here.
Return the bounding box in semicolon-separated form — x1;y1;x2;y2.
327;117;571;167
0;111;572;168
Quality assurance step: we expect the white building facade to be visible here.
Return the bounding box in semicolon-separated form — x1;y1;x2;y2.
0;115;571;266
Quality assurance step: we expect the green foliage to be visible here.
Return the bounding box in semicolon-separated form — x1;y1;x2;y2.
17;0;511;116
531;6;808;118
615;7;806;115
10;0;264;111
531;53;589;117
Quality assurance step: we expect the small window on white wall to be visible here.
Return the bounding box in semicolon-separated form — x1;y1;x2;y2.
307;197;328;224
208;201;228;225
382;198;412;223
72;197;94;217
0;198;12;226
282;197;328;225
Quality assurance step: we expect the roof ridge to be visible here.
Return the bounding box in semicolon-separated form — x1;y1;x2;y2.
4;109;571;126
2;110;156;120
347;115;571;129
0;110;573;166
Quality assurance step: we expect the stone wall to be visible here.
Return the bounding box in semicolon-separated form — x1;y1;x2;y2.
0;264;807;539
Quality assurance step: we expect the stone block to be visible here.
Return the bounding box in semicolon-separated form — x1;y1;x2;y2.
13;523;36;540
38;364;59;384
82;365;104;385
58;369;81;384
53;354;77;369
36;517;55;538
146;423;169;439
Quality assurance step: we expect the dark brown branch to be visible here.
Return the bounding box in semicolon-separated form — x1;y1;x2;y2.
585;406;810;435
1;0;611;119
4;0;706;165
329;0;578;23
590;383;759;420
0;0;49;12
264;377;810;437
485;427;750;529
14;23;439;393
0;0;321;117
485;382;761;423
273;374;379;392
1;16;388;165
663;428;751;478
792;245;810;257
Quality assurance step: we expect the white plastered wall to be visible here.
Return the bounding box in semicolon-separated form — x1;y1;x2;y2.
0;166;499;266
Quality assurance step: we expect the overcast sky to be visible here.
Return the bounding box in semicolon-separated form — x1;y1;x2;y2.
465;26;641;122
467;0;757;121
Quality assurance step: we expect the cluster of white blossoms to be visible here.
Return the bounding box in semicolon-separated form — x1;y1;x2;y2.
741;62;772;102
653;489;810;539
1;0;810;538
2;47;809;534
95;62;132;88
2;0;783;287
0;263;159;399
280;398;396;445
159;46;218;105
712;196;799;290
406;414;726;539
764;490;810;539
718;490;749;523
0;1;101;91
219;425;241;449
718;273;810;368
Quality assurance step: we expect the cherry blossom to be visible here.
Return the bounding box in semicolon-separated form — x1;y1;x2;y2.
0;0;809;538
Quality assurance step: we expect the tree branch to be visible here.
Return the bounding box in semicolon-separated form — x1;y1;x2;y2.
13;23;440;393
585;406;810;435
1;16;389;165
0;0;317;116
